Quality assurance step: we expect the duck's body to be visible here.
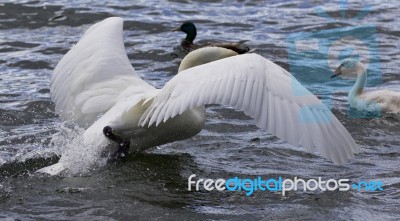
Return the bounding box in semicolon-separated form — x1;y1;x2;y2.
334;58;400;114
174;22;250;54
37;17;357;175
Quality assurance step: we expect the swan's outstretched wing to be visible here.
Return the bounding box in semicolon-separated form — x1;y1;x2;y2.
51;17;154;127
140;54;358;164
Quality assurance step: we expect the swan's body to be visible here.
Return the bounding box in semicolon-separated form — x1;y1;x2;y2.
173;22;250;54
37;17;358;175
333;58;400;113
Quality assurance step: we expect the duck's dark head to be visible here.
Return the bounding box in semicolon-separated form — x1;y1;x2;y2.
173;22;197;43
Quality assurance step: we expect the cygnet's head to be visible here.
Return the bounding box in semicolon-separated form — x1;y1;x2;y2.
331;58;366;79
178;47;238;72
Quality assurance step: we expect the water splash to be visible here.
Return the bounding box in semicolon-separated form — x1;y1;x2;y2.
44;123;110;176
4;121;111;176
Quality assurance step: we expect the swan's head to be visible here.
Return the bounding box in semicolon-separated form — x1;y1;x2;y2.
331;58;366;79
173;22;197;43
178;47;238;72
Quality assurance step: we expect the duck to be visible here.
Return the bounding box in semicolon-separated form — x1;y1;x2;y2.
37;17;357;175
332;58;400;114
172;21;251;54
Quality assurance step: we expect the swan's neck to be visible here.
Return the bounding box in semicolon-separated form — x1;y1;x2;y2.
348;69;367;100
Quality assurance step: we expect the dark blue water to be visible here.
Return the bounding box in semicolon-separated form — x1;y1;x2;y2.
1;0;400;220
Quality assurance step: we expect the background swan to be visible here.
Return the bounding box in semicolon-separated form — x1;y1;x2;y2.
332;58;400;114
37;17;358;175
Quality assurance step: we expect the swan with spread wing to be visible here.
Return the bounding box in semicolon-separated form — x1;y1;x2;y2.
37;17;358;175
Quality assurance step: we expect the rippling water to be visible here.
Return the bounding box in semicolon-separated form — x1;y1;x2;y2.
1;0;400;220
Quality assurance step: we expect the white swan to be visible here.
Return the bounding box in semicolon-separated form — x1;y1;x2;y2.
37;17;358;175
332;58;400;114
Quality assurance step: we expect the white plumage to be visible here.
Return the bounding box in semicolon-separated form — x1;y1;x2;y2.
37;17;358;175
50;17;154;128
333;58;400;114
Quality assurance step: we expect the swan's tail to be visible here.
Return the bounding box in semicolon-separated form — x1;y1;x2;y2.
36;162;65;176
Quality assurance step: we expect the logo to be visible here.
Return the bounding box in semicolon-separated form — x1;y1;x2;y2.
188;174;384;196
286;1;382;119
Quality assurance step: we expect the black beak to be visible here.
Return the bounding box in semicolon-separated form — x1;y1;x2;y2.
331;65;342;78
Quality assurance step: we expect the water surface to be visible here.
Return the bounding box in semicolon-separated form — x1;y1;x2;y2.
1;0;400;220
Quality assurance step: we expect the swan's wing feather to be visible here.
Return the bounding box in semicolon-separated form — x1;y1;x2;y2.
51;17;154;127
140;54;358;164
